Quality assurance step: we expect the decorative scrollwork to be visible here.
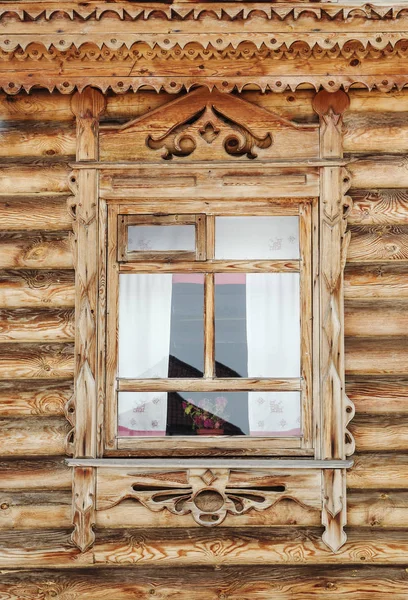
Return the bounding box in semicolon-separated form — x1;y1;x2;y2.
146;105;272;160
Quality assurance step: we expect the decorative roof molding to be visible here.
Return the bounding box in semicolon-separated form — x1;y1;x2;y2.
1;2;407;22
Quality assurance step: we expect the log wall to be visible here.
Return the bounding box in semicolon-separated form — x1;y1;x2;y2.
1;88;408;597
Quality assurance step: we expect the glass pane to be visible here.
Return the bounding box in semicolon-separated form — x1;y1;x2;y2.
118;273;204;378
215;216;299;259
128;225;195;252
215;273;300;377
118;391;301;437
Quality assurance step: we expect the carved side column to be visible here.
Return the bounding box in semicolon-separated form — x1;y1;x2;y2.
70;87;106;552
313;90;355;552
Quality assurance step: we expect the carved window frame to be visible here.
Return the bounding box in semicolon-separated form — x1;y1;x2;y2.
66;87;355;555
105;200;313;455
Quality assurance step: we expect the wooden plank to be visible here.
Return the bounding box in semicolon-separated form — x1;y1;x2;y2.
0;491;71;530
349;189;408;226
344;264;408;300
348;225;408;262
0;458;71;490
0;161;70;195
0;91;73;122
118;378;301;392
346;377;408;415
348;156;408;189
0;122;76;158
345;337;408;376
349;415;408;452
2;566;408;600
0;343;74;379
347;490;408;529
2;528;408;568
0;270;75;309
345;301;408;337
120;260;300;274
0;308;75;343
0;380;72;417
348;453;408;489
0;417;70;456
0;232;73;269
343;112;408;154
0;195;72;230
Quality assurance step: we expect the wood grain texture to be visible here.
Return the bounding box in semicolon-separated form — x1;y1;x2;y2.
2;528;408;568
0;308;74;342
345;338;408;376
0;417;70;456
0;270;75;308
343;112;408;154
0;458;71;490
0;491;71;530
0;380;72;417
344;264;408;300
345;301;408;337
346;377;408;414
0;343;74;379
1;566;408;600
0;122;75;158
348;155;408;189
348;453;408;489
348;225;408;262
350;415;408;452
0;232;73;269
0;160;70;195
349;189;408;226
0;195;72;230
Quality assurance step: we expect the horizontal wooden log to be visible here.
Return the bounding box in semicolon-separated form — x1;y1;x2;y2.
349;189;408;226
344;264;408;300
346;377;408;415
0;161;70;195
350;415;408;452
347;490;408;529
2;566;408;600
0;122;76;159
343;112;408;154
348;225;408;262
0;232;73;269
0;195;72;230
345;337;408;376
0;458;71;490
0;343;74;379
0;270;75;309
0;91;73;122
2;528;408;568
348;453;408;489
0;490;71;530
348;155;408;189
0;417;70;456
0;380;72;417
345;301;408;337
0;308;75;343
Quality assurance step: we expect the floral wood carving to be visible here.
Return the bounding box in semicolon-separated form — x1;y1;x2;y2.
96;468;321;527
146;105;272;160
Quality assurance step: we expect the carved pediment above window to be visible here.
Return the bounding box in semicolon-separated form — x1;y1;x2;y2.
99;88;319;162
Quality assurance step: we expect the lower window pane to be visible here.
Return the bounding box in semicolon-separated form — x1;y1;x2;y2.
118;391;301;437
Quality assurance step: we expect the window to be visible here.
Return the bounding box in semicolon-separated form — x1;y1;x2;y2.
105;202;313;454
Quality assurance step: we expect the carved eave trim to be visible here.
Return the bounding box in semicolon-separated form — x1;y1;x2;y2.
1;2;406;22
2;75;408;96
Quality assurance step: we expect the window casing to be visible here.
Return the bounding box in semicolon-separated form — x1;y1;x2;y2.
105;199;314;455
